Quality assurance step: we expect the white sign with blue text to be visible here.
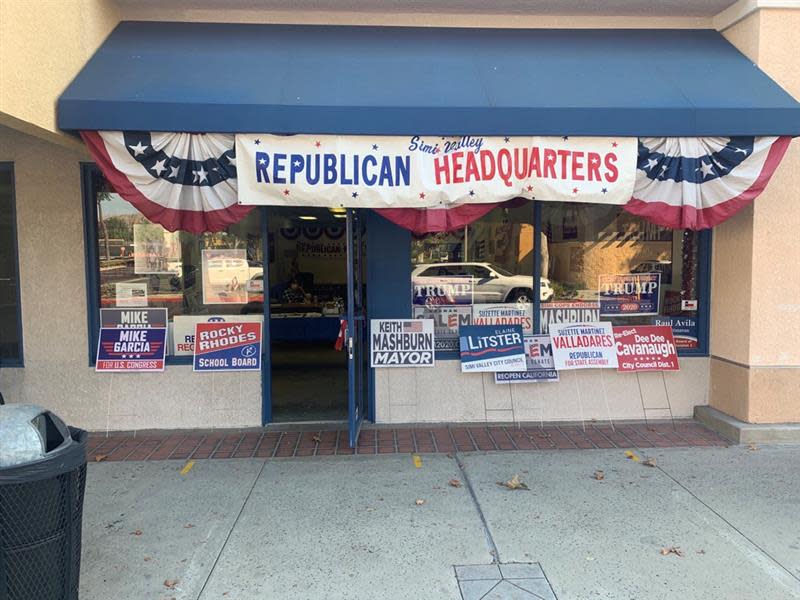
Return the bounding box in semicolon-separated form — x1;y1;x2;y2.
370;319;435;368
459;325;527;373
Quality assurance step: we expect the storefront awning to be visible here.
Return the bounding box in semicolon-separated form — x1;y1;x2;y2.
58;22;800;136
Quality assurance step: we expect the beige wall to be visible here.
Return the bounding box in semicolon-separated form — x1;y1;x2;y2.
0;125;261;432
712;9;800;423
0;0;119;145
376;358;709;424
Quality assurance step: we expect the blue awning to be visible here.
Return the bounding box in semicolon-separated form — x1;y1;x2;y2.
57;22;800;136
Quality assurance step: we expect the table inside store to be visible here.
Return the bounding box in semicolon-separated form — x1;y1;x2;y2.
269;304;342;342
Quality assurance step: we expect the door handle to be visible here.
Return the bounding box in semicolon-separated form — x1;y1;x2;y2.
347;336;354;359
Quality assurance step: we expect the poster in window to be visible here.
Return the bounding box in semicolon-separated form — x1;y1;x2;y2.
411;276;474;306
133;223;181;275
201;249;250;305
598;273;660;317
413;305;471;352
115;282;148;307
539;301;600;335
472;304;533;335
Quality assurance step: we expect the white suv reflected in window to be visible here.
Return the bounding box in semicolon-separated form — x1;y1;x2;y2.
411;262;554;304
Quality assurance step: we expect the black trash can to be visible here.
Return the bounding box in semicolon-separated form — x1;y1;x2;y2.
0;405;88;600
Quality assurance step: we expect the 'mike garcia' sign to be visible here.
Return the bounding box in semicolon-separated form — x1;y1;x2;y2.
370;319;435;368
459;325;526;373
96;308;167;372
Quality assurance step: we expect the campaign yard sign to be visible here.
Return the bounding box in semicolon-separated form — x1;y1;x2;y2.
613;325;679;372
193;321;262;372
495;335;559;384
472;304;533;335
459;325;526;373
96;308;167;372
412;306;471;352
370;319;435;368
412;277;474;306
550;322;618;370
653;316;699;350
598;273;660;317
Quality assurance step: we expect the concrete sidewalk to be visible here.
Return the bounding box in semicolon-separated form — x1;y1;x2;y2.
80;445;800;600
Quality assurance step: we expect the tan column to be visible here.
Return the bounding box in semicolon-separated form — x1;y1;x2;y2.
713;9;800;422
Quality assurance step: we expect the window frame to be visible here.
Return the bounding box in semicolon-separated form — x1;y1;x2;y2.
0;162;24;367
420;199;712;360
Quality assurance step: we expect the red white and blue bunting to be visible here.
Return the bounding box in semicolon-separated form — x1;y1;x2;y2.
626;136;792;229
81;131;792;233
81;131;251;233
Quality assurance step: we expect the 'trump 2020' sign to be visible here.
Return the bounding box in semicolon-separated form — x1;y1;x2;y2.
459;325;526;373
237;135;637;209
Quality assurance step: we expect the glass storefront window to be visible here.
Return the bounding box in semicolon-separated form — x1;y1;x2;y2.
411;200;535;352
540;203;702;350
92;178;263;357
0;164;23;365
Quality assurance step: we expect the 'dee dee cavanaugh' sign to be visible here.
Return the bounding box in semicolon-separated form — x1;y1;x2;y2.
193;321;262;372
613;325;679;372
370;319;435;368
236;135;637;208
459;325;526;373
96;308;167;372
549;322;618;370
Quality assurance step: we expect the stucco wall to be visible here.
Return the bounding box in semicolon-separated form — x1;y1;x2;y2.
0;125;261;432
712;9;800;423
375;357;709;424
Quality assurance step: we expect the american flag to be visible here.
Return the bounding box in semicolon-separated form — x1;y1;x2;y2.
403;321;424;333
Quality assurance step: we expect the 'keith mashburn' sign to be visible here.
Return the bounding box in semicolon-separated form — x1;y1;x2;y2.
236;134;636;208
370;319;435;367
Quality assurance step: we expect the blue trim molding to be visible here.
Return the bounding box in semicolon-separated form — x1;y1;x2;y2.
0;163;24;367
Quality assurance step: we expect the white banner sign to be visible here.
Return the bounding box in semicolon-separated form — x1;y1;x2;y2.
370;319;435;367
236;134;637;208
550;321;619;370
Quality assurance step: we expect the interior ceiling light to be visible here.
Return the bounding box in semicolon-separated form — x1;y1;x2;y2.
298;215;318;221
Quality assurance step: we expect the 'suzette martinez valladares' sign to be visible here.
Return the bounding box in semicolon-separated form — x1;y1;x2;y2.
193;321;262;372
459;325;526;373
495;335;559;384
550;322;618;370
598;273;660;317
96;308;167;372
472;304;533;335
613;325;679;372
236;135;637;208
370;319;435;368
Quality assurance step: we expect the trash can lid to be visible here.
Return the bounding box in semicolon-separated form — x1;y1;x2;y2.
0;404;70;468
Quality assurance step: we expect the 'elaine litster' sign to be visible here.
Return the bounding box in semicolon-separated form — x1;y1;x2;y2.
550;322;618;370
236;134;637;209
459;325;526;373
613;325;679;372
370;319;435;368
193;321;262;372
495;335;559;384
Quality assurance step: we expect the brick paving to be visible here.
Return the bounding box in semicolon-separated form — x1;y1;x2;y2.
86;420;729;462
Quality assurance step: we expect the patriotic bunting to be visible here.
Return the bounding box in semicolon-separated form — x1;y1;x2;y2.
81;131;791;234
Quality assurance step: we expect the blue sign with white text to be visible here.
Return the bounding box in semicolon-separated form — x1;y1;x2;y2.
458;324;526;373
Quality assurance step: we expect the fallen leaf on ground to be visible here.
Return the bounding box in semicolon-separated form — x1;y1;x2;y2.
748;443;759;451
143;556;151;562
593;470;605;481
163;579;179;589
624;450;641;462
183;523;195;529
130;530;143;536
448;479;462;488
497;474;530;491
660;546;684;557
642;458;658;468
414;499;425;505
312;435;322;444
696;549;706;555
95;454;107;463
